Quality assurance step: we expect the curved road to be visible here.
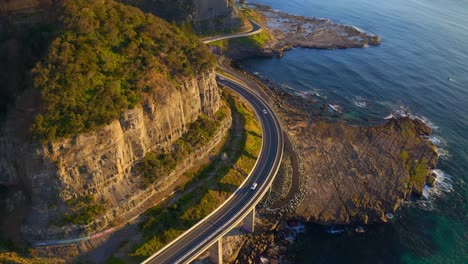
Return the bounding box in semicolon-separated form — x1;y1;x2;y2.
202;20;262;44
142;75;284;264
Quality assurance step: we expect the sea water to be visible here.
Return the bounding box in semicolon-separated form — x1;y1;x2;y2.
242;0;467;263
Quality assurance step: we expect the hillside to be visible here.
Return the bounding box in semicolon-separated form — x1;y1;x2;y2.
0;0;59;120
32;0;214;141
0;0;221;245
117;0;196;23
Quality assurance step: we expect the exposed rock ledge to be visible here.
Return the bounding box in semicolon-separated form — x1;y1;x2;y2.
213;4;381;60
260;80;438;224
220;70;439;263
0;70;223;241
253;3;381;50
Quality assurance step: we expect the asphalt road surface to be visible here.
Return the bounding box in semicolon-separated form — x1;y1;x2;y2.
143;75;284;264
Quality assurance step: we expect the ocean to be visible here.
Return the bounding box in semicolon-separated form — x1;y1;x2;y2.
242;0;467;263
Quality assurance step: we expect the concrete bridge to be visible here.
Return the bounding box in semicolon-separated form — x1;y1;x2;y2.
142;74;284;264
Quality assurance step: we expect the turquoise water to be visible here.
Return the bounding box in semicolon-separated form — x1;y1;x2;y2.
242;0;467;263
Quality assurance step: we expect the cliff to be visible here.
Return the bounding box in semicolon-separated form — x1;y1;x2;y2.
0;0;59;119
0;0;223;242
0;70;221;241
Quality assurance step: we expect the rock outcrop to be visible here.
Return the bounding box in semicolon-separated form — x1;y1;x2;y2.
293;118;438;224
0;71;221;241
252;4;381;50
255;80;438;224
211;4;381;61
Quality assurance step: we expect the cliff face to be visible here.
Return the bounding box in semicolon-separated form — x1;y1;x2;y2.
0;0;58;30
0;71;221;240
0;0;59;119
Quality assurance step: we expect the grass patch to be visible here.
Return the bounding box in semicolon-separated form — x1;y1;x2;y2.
63;195;106;225
230;30;273;49
0;252;59;264
409;158;430;188
105;255;127;264
209;30;273;51
209;39;228;50
240;6;264;23
400;150;430;189
130;90;262;259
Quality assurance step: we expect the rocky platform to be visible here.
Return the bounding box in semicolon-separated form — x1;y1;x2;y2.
260;80;438;225
251;3;381;50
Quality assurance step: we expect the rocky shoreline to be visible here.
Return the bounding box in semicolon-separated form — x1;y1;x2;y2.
212;3;381;60
251;3;381;50
214;62;440;262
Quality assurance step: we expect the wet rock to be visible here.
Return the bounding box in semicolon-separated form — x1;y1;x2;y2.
426;171;437;187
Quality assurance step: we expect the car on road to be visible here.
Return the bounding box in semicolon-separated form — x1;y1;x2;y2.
262;109;268;115
250;182;258;190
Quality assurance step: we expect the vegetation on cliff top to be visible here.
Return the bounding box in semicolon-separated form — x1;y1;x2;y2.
31;0;214;141
209;7;274;50
117;0;195;24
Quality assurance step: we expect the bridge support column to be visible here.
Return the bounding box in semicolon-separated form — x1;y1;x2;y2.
208;238;223;264
242;208;255;233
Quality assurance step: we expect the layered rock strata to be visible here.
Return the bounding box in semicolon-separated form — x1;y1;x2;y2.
0;71;222;241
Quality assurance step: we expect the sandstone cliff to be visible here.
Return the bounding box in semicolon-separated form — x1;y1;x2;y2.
0;71;221;241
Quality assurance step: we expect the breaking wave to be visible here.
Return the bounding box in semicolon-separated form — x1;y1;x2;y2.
411;169;454;211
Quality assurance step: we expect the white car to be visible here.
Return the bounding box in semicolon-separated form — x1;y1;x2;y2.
262;109;268;115
250;182;258;190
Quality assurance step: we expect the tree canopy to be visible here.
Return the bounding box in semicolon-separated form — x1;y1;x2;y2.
31;0;215;141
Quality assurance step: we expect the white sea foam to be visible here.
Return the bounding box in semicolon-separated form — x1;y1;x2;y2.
294;91;309;99
436;148;451;159
353;96;369;108
326;227;345;234
384;106;439;130
422;185;430;199
425;136;450;159
416;115;439;131
329;104;342;113
350;25;365;33
312;89;326;99
410;169;454;211
428;136;443;146
413;199;435;211
428;169;454;197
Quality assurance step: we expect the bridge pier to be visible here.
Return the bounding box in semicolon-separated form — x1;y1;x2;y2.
208;238;223;264
242;208;255;233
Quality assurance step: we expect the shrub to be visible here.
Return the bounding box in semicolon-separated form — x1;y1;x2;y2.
31;0;215;142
